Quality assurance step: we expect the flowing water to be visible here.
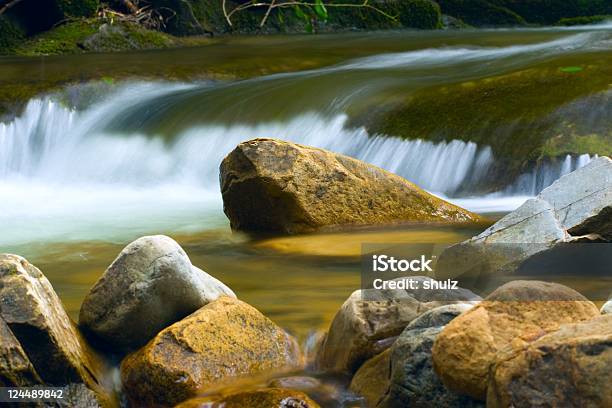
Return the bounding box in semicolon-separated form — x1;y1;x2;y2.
1;25;611;405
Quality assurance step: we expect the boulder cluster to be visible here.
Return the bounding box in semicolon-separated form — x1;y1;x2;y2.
1;141;610;407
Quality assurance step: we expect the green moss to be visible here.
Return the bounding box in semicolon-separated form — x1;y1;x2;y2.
15;20;98;55
13;19;184;56
355;54;612;180
0;16;25;54
557;15;612;26
437;0;526;27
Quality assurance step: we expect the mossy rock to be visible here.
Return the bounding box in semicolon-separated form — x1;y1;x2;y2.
437;0;526;27
352;54;612;189
557;15;612;26
14;20;178;56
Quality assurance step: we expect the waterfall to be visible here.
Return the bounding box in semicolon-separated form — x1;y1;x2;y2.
0;90;595;197
0;91;495;195
506;154;594;195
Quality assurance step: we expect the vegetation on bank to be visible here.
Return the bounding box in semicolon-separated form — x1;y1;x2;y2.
1;0;611;58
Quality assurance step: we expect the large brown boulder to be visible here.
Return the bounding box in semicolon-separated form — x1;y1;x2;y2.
175;388;320;408
488;315;612;408
220;139;481;234
431;280;600;400
317;277;480;374
121;297;302;406
79;235;235;352
0;254;106;394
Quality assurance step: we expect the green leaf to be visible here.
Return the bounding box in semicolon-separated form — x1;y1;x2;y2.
560;66;583;73
294;5;307;19
314;0;328;20
305;19;314;33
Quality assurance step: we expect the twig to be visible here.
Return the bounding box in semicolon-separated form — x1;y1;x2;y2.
259;0;276;27
225;1;398;26
0;0;25;16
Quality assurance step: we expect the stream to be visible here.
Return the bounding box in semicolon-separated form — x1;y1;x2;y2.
1;25;611;406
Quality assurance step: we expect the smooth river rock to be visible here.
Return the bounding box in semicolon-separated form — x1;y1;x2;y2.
601;299;612;314
431;280;600;400
488;315;612;408
79;235;235;351
317;277;480;374
220;138;481;234
121;296;302;406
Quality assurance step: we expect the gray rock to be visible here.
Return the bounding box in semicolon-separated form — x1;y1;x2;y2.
406;303;475;331
317;276;480;374
79;235;235;351
437;156;612;280
351;300;481;408
379;327;483;408
601;300;612;315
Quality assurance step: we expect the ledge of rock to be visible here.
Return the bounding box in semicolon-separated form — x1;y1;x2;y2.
431;280;600;400
220;139;482;234
488;314;612;408
317;277;480;374
121;296;302;406
0;254;110;406
79;235;235;351
436;156;612;280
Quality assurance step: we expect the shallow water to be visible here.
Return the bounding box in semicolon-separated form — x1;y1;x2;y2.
13;224;485;340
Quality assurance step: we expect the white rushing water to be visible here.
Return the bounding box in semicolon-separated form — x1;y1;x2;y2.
0;88;594;246
1;28;606;246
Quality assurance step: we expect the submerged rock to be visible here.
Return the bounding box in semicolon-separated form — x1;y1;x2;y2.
220;139;481;235
0;254;109;406
488;315;612;408
79;235;235;351
317;277;480;374
121;297;301;406
175;387;320;408
431;280;600;400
